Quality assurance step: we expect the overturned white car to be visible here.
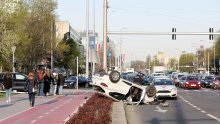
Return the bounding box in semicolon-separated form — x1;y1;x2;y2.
91;70;157;105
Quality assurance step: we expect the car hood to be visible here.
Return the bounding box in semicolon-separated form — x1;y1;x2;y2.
155;85;176;91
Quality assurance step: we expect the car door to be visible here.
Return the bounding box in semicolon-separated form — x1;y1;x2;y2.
13;73;28;91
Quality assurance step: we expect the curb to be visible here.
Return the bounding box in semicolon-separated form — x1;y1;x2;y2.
111;101;127;124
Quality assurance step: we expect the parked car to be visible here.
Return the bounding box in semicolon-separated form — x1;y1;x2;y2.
200;75;214;88
211;76;220;90
64;76;91;89
91;70;158;105
181;75;201;89
0;72;28;91
153;77;177;100
173;73;187;87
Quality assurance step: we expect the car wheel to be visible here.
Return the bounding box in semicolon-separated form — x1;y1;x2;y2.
146;85;156;97
85;82;89;88
109;70;121;83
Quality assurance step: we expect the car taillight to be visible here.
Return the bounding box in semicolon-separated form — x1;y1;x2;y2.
101;83;108;87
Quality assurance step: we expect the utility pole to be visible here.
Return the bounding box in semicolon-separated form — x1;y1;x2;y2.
86;0;89;78
208;52;210;72
91;0;96;74
103;0;107;72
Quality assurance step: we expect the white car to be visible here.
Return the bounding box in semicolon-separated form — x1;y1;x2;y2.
153;77;177;100
91;70;157;105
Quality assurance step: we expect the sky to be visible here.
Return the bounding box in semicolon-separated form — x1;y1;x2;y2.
56;0;220;63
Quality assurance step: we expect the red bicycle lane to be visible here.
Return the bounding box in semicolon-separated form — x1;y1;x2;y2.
0;92;93;124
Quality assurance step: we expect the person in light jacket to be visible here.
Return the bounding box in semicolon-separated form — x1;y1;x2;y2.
25;71;38;107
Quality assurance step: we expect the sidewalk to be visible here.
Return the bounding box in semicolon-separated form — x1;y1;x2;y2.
0;90;127;124
0;90;93;124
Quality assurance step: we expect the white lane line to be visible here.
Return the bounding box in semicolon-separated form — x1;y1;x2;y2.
45;112;49;115
193;105;197;108
55;107;59;109
50;109;54;112
38;116;43;119
31;120;37;123
201;111;206;113
207;114;220;122
196;108;202;111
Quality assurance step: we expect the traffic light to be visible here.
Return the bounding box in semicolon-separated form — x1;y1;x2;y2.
209;28;214;40
172;28;176;40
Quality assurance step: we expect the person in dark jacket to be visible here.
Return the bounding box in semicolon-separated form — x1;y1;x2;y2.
3;72;13;103
56;73;65;95
43;69;54;96
25;71;38;107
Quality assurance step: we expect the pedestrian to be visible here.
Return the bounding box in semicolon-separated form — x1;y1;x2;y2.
57;73;65;95
3;72;13;103
37;69;45;96
25;71;38;107
52;72;58;96
44;69;54;96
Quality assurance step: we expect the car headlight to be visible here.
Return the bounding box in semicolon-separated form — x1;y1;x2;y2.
198;82;201;84
185;82;189;84
205;82;208;84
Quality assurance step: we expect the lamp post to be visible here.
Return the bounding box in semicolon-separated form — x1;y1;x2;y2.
12;46;16;73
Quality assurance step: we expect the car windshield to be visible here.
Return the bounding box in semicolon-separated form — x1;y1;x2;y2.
205;76;213;80
68;76;76;80
154;79;173;85
178;75;185;78
187;76;198;81
215;77;220;81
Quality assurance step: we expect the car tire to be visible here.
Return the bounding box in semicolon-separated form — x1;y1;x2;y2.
146;85;156;97
109;71;121;83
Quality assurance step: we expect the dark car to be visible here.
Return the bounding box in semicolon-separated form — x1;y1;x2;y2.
64;76;91;89
0;72;28;91
201;76;214;88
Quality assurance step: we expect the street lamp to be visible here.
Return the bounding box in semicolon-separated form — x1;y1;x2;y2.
11;46;16;73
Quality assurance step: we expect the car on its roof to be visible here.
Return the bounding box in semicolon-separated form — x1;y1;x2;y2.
91;70;158;105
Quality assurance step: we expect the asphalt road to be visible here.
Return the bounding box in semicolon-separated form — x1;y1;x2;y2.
125;88;220;124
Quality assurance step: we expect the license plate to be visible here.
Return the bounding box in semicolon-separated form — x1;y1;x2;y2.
191;84;196;86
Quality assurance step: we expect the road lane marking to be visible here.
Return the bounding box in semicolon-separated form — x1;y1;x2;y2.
196;108;201;111
38;116;43;119
45;112;49;115
31;120;37;123
207;114;220;122
179;95;220;122
50;109;54;112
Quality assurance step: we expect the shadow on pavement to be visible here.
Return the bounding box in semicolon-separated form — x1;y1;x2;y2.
0;103;14;108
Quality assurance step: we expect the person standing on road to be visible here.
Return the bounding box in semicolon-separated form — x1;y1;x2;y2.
3;72;13;103
57;73;65;95
44;69;54;96
25;71;38;107
37;69;45;96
